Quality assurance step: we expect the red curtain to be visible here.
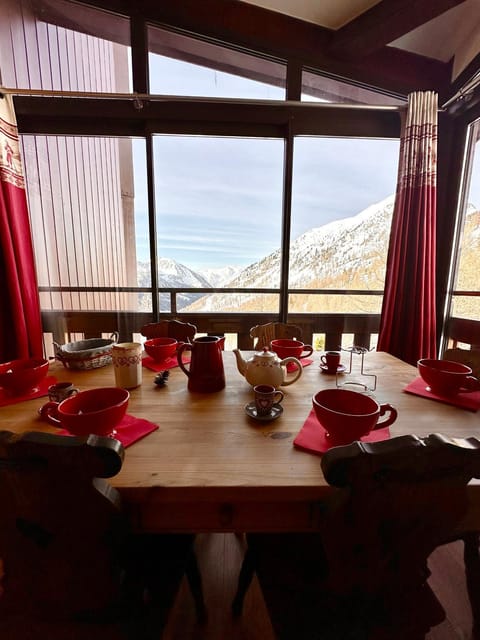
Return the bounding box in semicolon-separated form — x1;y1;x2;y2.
0;94;43;360
377;91;438;366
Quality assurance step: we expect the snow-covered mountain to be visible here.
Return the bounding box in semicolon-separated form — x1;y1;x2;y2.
201;265;243;287
136;258;243;310
182;195;396;313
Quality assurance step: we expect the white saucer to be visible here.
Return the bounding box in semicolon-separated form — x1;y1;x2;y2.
320;364;347;374
245;402;283;422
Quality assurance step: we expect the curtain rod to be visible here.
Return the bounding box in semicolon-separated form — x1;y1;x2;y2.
0;86;406;111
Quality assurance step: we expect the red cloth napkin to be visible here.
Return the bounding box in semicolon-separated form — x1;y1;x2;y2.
293;408;391;455
286;358;314;373
58;414;159;448
404;377;480;412
142;355;190;372
0;375;57;407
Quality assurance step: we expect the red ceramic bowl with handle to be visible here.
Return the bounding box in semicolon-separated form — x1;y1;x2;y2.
417;358;480;396
0;357;49;395
40;387;129;436
312;388;397;446
144;337;181;362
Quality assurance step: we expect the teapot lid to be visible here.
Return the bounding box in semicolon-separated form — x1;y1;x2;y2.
254;346;278;360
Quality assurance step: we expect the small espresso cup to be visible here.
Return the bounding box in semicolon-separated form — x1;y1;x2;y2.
48;381;79;403
254;384;285;417
321;351;341;372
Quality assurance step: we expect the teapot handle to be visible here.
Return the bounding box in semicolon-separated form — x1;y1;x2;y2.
280;357;303;386
177;343;192;377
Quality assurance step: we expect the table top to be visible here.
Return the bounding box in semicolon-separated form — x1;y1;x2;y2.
1;350;479;508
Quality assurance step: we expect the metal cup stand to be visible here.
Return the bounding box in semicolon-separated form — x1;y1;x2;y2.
336;346;377;393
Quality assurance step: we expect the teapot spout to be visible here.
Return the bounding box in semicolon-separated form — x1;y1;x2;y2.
233;348;247;377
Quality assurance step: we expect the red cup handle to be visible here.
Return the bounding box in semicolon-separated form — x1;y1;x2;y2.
39;401;62;427
301;346;314;358
374;403;398;429
461;376;480;393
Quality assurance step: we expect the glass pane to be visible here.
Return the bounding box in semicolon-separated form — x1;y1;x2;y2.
290;137;400;314
301;69;405;106
148;25;285;99
0;0;131;91
450;119;480;321
21;135;149;312
152;135;284;313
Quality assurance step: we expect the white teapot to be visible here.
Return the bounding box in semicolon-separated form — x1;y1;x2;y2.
233;347;303;387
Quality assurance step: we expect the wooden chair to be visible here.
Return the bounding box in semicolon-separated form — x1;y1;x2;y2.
249;322;302;351
233;434;480;639
444;347;480;378
140;319;197;343
0;430;205;637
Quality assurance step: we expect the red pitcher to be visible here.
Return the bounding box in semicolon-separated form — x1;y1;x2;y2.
177;336;226;392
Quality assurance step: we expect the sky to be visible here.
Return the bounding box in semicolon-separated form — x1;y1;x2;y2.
129;51;477;272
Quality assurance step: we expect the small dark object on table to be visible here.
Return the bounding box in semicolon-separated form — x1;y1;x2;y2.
154;370;170;387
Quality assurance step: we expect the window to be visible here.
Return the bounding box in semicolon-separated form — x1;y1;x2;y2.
289;137;400;314
301;69;405;106
22;135;148;312
152;135;284;312
447;118;480;325
148;25;286;100
5;0;404;352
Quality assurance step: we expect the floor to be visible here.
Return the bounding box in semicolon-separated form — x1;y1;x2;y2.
0;534;474;639
162;534;475;640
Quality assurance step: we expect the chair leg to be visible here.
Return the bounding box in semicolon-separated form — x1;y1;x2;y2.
185;548;207;623
463;532;480;638
232;546;257;616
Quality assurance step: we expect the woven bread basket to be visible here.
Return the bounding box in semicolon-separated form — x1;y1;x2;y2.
53;332;119;370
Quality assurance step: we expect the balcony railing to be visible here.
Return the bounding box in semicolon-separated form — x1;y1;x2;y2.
39;286;480;357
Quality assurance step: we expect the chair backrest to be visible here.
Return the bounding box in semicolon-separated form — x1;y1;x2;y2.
0;430;125;619
443;348;480;378
249;322;302;350
320;433;480;599
140;319;197;343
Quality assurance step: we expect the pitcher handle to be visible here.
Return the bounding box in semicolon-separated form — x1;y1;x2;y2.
280;357;303;386
177;343;192;377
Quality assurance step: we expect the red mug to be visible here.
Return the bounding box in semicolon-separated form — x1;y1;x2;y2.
417;358;480;396
312;388;397;446
270;339;313;360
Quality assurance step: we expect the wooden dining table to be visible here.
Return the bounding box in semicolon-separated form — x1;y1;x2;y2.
1;350;480;534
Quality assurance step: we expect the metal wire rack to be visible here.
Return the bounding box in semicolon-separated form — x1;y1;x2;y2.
336;345;377;392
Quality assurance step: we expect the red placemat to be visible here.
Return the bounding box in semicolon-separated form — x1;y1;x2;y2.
293;408;391;455
404;377;480;412
58;414;159;448
0;375;57;407
286;358;314;373
142;355;190;372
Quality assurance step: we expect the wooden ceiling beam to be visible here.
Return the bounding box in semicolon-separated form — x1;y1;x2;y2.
329;0;468;58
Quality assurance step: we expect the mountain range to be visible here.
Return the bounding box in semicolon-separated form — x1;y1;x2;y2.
137;195;479;315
